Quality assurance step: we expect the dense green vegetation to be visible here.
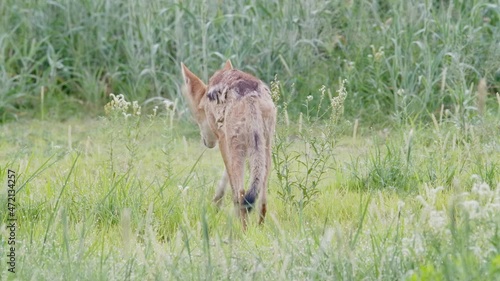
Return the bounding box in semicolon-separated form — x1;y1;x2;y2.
1;0;500;280
1;0;499;123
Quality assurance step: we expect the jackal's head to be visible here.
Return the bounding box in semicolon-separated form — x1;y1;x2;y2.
181;60;233;148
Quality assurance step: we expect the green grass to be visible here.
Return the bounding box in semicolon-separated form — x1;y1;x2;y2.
0;102;499;279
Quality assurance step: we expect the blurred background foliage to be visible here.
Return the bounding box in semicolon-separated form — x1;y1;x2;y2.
0;0;499;124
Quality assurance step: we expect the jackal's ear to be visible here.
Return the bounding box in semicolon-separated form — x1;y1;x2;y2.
223;59;233;71
181;62;206;108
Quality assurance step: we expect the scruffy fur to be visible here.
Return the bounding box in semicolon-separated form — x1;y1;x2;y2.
181;60;276;230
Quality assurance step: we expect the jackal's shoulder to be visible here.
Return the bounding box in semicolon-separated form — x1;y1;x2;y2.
207;69;269;101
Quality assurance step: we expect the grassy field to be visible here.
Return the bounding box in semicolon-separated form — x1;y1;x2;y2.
1;0;500;280
0;93;499;280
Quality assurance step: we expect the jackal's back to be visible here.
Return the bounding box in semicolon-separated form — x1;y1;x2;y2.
207;69;271;102
204;69;275;138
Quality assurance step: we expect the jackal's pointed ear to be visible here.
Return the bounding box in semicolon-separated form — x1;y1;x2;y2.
181;63;204;87
223;59;233;71
181;62;206;109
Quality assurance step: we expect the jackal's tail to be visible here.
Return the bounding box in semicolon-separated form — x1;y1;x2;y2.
242;125;267;212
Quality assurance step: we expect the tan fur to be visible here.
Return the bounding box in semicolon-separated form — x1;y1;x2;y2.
182;60;276;230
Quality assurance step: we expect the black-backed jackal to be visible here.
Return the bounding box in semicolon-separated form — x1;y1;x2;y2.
181;60;276;230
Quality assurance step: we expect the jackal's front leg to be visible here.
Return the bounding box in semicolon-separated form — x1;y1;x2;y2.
213;169;228;208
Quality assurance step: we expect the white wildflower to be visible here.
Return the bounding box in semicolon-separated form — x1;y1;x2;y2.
164;99;174;110
470;174;481;182
428;210;447;233
397;200;405;213
270;75;281;103
471;181;491;199
132;101;141;116
104;93;141;119
330;79;348;123
486;202;500;213
461;200;480;219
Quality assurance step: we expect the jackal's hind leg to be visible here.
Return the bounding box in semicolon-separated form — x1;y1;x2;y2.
258;141;271;225
231;155;247;230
